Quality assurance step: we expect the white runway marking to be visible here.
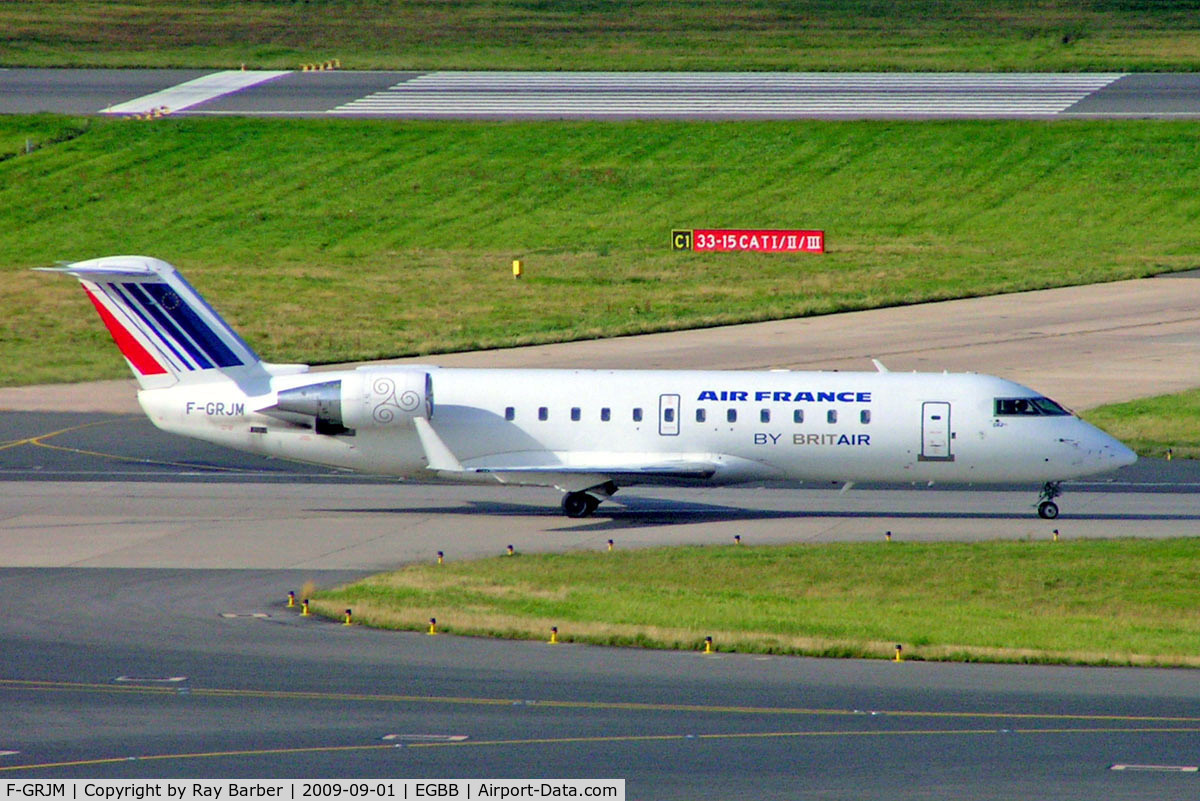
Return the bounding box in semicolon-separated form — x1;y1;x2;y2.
332;71;1126;117
381;734;469;742
101;70;290;114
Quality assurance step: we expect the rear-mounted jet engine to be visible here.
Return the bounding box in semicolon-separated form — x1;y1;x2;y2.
261;368;433;436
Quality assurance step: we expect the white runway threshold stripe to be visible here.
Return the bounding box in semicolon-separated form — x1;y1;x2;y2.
100;70;290;114
332;71;1127;118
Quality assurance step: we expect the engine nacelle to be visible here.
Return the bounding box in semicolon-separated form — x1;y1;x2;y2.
267;368;433;435
342;368;433;430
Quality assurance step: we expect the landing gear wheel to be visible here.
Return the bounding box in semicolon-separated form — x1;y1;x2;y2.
561;491;600;518
1036;481;1063;520
1037;500;1059;520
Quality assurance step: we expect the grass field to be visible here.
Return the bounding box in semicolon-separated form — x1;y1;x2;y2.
312;538;1200;667
5;115;1200;387
6;1;1200;72
1084;389;1200;460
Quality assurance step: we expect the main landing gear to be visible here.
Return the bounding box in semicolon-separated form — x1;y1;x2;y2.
1037;481;1062;520
560;481;618;518
561;491;601;518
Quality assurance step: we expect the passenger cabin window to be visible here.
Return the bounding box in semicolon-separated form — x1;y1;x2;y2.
696;409;706;423
827;410;838;424
760;409;770;423
793;409;804;424
504;406;515;421
664;408;675;423
860;410;871;424
570;407;581;422
632;408;643;422
601;407;611;422
994;397;1071;416
727;409;737;423
538;407;548;421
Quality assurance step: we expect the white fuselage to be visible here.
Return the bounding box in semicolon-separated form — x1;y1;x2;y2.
47;255;1137;519
138;365;1135;489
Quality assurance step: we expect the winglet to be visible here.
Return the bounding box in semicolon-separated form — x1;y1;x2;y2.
414;417;464;472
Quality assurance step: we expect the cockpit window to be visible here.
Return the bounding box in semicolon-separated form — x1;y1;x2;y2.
994;397;1072;416
1032;397;1071;415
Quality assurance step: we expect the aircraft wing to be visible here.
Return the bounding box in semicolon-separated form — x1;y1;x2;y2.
413;417;716;489
451;461;717;492
472;462;717;480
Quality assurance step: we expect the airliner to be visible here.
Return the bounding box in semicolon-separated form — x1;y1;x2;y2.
42;255;1136;519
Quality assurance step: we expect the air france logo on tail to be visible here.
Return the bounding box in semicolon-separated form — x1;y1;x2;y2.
41;256;261;385
90;280;249;372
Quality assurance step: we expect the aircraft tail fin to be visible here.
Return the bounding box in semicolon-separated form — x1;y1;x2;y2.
38;255;267;389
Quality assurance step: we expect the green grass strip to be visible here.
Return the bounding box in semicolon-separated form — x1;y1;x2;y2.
6;116;1200;386
6;1;1200;71
1085;388;1200;460
313;539;1200;667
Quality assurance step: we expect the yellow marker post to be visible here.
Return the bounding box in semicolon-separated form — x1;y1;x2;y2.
885;531;892;543
437;550;444;565
894;644;903;662
287;591;295;609
1053;528;1060;542
607;539;614;552
343;609;353;626
506;544;515;557
428;617;438;635
734;535;741;546
301;599;311;617
549;626;559;645
703;636;713;655
512;259;523;279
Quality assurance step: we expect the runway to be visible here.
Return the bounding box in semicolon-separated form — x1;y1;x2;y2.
3;68;1200;118
3;404;1200;796
3;435;1200;793
5;567;1200;798
4;409;1200;569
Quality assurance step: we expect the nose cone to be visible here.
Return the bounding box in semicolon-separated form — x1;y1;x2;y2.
1110;439;1138;469
1091;427;1137;469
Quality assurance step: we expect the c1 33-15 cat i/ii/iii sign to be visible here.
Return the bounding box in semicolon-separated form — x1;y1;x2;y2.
42;256;1135;519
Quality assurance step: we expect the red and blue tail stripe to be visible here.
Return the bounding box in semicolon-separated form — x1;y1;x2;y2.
101;280;247;371
82;285;169;376
39;256;262;386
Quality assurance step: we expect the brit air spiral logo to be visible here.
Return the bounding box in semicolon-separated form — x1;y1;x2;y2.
372;377;422;424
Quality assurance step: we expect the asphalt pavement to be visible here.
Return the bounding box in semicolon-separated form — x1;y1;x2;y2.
3;69;1200;118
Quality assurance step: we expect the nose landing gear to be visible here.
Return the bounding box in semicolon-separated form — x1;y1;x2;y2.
1037;481;1062;519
